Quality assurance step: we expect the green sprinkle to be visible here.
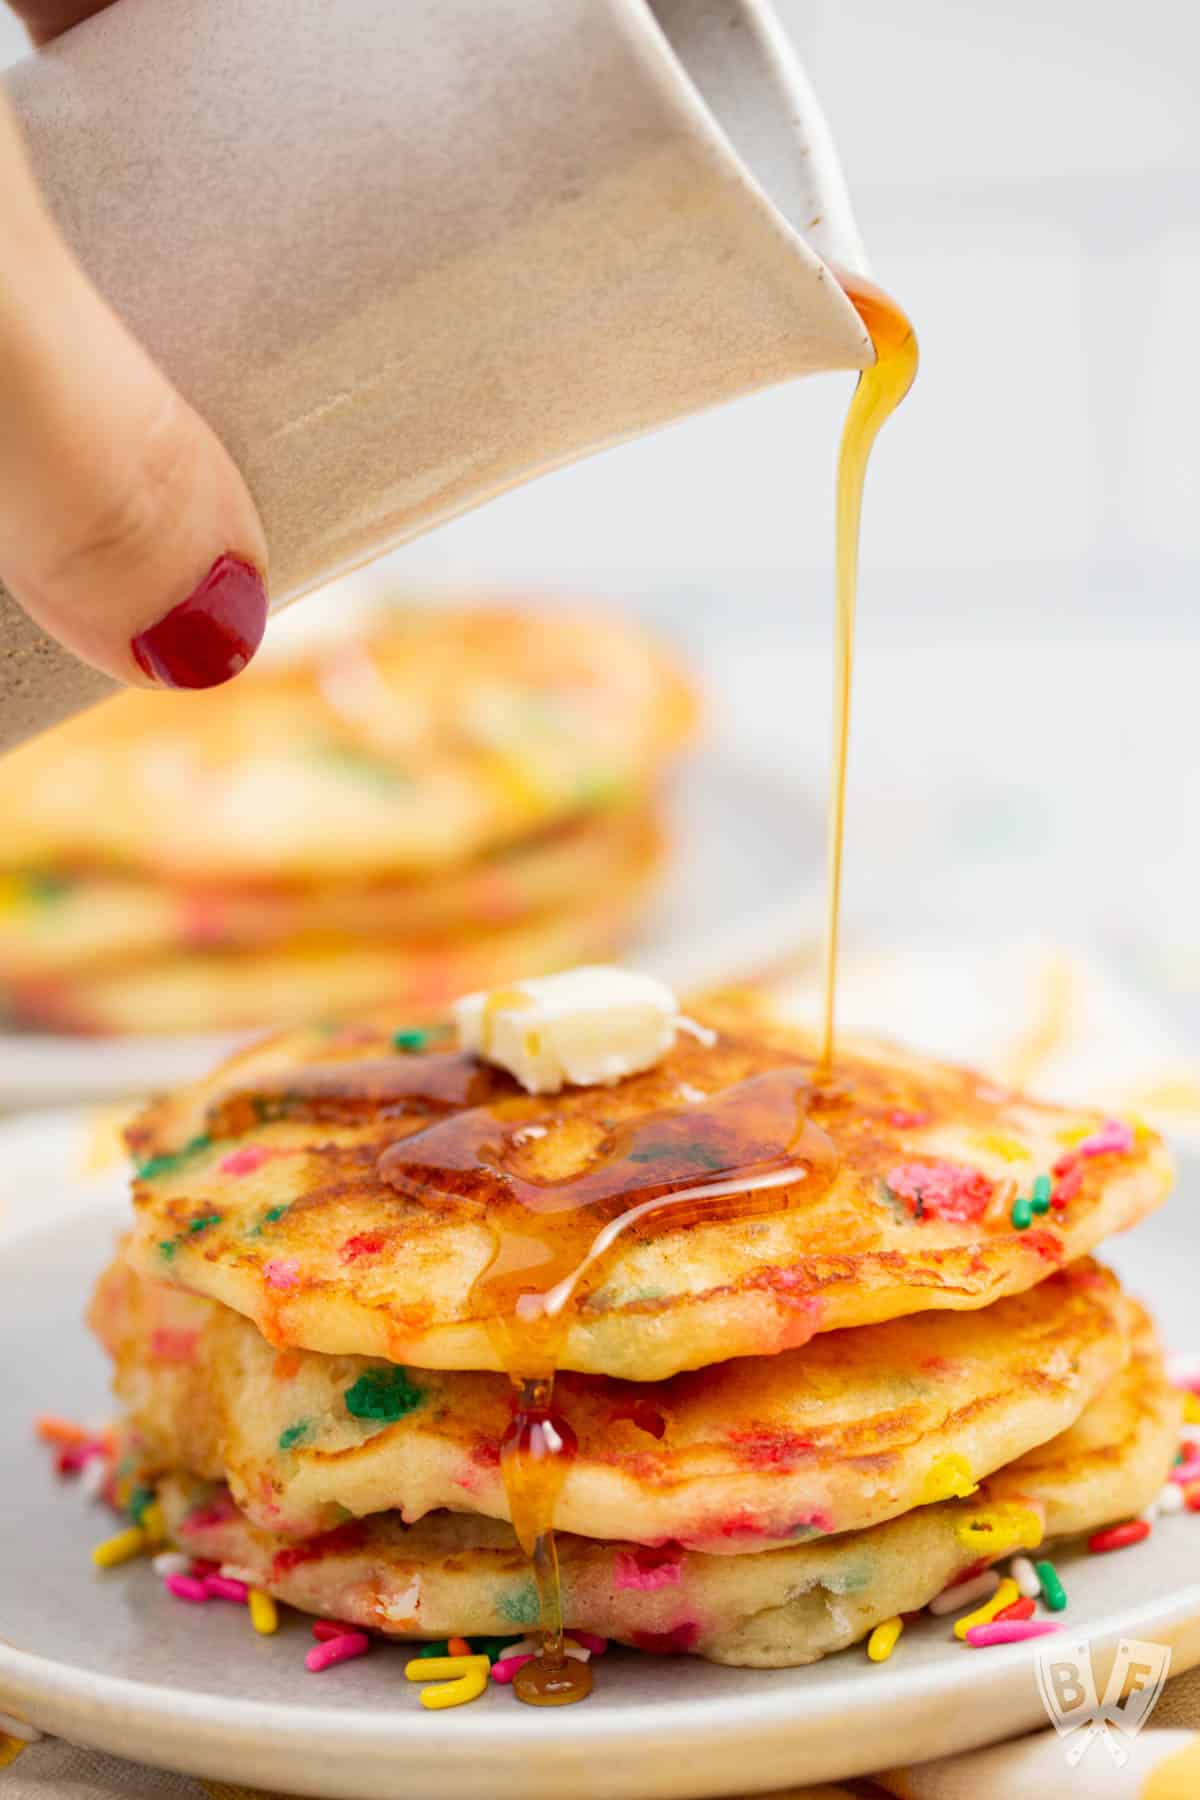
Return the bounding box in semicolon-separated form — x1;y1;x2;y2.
343;1366;423;1424
158;1240;177;1262
310;741;408;790
277;1421;311;1452
391;1029;429;1053
264;1204;289;1223
630;1141;724;1170
1035;1559;1067;1611
136;1134;212;1181
1011;1196;1035;1231
417;1640;449;1659
187;1212;222;1234
497;1581;540;1627
26;872;72;904
1031;1174;1052;1214
126;1483;155;1526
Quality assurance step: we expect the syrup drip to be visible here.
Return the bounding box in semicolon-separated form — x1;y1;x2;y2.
379;1063;837;1703
819;274;918;1076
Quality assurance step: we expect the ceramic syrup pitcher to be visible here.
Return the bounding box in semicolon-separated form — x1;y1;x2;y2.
0;0;873;748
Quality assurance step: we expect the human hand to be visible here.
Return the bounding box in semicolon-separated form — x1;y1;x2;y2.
0;1;268;689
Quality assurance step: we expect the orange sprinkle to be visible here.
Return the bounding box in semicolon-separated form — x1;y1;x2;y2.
35;1415;90;1447
272;1348;303;1381
447;1636;473;1657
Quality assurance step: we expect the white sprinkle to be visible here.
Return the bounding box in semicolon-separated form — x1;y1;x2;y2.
928;1569;1000;1616
152;1551;191;1578
564;1644;590;1662
674;1015;716;1047
677;1084;707;1105
1139;1500;1161;1525
219;1563;262;1586
0;1712;42;1743
1010;1555;1041;1599
512;1125;548;1145
1157;1483;1186;1516
79;1457;109;1502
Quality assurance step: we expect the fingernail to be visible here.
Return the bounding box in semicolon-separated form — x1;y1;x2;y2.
131;554;267;689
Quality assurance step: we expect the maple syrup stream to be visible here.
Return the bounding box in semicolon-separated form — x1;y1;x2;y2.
376;276;915;1704
818;274;918;1076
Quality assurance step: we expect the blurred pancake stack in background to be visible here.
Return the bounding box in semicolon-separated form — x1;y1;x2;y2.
0;601;695;1035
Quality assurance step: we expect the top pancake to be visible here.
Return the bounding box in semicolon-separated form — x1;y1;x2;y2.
0;605;694;883
124;996;1172;1381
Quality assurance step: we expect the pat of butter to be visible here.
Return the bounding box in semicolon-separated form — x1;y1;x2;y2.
455;965;712;1094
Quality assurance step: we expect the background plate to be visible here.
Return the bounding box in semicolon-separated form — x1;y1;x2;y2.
0;1120;1197;1799
0;753;825;1111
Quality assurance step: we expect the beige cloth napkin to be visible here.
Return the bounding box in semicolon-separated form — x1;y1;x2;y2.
4;1668;1200;1798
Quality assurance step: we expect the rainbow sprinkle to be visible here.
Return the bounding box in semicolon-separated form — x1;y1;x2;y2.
954;1577;1019;1641
406;1653;491;1710
1034;1559;1067;1611
306;1631;370;1673
867;1616;904;1663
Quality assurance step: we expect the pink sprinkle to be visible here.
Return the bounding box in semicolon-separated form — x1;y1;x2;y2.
219;1146;274;1176
182;1493;238;1532
888;1109;930;1129
204;1574;249;1604
149;1327;199;1365
312;1619;357;1641
1077;1119;1134;1159
491;1653;535;1684
612;1549;683;1593
164;1574;210;1604
565;1630;608;1654
966;1620;1062;1648
885;1161;994;1224
1171;1456;1200;1487
263;1259;299;1291
305;1632;370;1673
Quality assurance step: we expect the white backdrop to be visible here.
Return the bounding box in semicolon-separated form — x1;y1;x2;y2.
2;1;1198;610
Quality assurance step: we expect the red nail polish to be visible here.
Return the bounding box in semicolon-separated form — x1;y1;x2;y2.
131;554;267;689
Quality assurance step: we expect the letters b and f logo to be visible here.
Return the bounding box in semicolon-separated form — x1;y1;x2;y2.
1037;1639;1171;1766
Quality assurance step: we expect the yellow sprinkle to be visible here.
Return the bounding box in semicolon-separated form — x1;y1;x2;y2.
954;1577;1019;1641
249;1590;279;1635
975;1132;1029;1163
955;1504;1043;1557
405;1653;491;1711
140;1501;165;1545
919;1454;978;1505
0;1735;26;1770
1183;1395;1200;1426
0;876;33;917
1057;1124;1092;1147
91;1526;147;1569
867;1616;904;1663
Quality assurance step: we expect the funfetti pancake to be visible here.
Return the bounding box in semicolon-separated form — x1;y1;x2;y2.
0;808;660;982
5;845;659;1036
91;1256;1130;1550
0;604;695;884
153;1302;1179;1668
123;1002;1171;1381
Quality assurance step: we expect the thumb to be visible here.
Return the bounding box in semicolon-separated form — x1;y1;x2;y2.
0;94;269;689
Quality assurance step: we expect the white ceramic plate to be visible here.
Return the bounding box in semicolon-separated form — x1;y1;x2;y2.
0;753;825;1111
0;1118;1197;1799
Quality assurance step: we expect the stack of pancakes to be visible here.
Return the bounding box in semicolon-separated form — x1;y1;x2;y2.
90;989;1180;1668
0;605;694;1035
